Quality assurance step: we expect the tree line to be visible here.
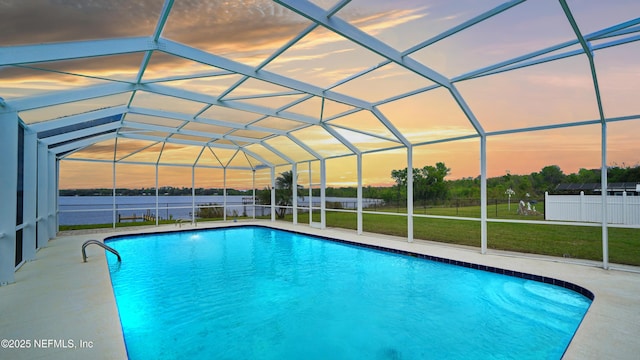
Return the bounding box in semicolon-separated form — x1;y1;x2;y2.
59;186;254;197
61;164;639;205
312;163;639;204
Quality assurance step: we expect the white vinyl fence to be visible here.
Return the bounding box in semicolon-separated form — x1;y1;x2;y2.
545;191;640;225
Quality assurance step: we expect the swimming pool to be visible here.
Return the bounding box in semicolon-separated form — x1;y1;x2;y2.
105;226;592;359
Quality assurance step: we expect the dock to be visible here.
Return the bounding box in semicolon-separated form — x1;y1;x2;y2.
117;211;156;223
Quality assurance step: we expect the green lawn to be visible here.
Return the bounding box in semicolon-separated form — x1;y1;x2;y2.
367;201;545;220
58;217;226;230
60;206;640;266
294;210;640;266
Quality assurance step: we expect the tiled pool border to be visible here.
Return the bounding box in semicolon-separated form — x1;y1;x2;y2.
105;224;595;301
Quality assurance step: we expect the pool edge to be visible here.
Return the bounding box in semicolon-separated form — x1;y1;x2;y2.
105;223;595;301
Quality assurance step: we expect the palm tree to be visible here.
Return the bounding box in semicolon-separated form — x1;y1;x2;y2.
256;170;304;219
276;170;305;218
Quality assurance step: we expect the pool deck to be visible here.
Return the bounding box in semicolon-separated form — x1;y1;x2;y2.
1;220;639;359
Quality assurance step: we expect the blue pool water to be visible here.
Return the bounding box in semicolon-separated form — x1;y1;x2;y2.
106;226;591;359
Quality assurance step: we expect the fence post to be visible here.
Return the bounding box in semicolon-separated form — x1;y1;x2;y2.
579;191;585;222
623;190;628;225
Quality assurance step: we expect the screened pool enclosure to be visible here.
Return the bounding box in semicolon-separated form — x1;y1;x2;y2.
2;0;640;284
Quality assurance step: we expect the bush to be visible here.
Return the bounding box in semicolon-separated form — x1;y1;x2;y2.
326;201;344;209
196;203;223;218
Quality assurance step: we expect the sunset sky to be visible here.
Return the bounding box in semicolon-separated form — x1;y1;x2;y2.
2;0;639;189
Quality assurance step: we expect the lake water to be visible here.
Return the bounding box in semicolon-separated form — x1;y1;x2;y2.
58;196;381;225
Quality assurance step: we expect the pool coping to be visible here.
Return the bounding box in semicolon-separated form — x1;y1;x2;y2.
1;220;639;359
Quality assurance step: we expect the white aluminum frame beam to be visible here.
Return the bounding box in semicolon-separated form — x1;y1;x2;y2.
370;108;411;146
560;0;609;269
128;106;289;136
321;124;360;155
39;122;121;146
407;145;413;243
10;83;134;112
292;162;298;225
327;122;402;144
356;153;363;235
48;152;57;238
455;19;640;83
224;90;303;102
275;0;450;87
115;140;161;162
325;0;524;94
287;134;324;161
111;157;117;228
260;142;296;165
223;168;227;221
59;146;272;170
118;133;236;150
133;0;174;84
252;170;256;220
120;120;262;145
140;83;324;126
158;38;374;110
275;0;487;139
37;142;51;248
480;136;488;254
0;109;18;285
29;106;126;133
230;148;274;170
145;70;235;84
270;167;276;222
22;129;38;261
50;133;117;155
0;0;635;272
0;37;156;66
403;1;526;56
191;164;196;224
320;159;327;229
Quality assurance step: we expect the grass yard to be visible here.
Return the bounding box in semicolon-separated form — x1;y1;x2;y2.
368;201;545;220
60;204;640;266
295;210;640;266
58;217;226;230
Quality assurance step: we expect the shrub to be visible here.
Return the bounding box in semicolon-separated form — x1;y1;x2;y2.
196;203;223;218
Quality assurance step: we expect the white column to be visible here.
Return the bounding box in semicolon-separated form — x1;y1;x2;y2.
270;167;276;222
47;151;56;238
191;166;196;224
55;159;60;232
0;110;18;285
155;164;159;226
308;162;312;226
252;170;256;220
112;161;116;228
223;167;227;221
357;154;363;235
292;163;298;225
320;159;326;229
37;142;49;248
480;135;488;254
23;130;37;261
407;145;414;243
601;122;609;269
